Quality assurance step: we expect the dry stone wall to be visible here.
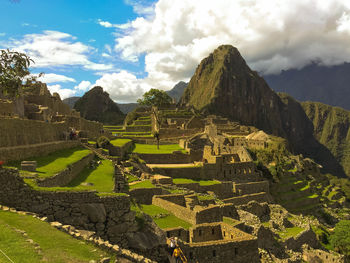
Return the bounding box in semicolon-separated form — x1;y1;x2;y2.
129;187;165;205
0;168;134;246
0;141;80;162
37;153;95;187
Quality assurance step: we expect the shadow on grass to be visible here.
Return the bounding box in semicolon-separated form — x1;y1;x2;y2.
66;165;95;187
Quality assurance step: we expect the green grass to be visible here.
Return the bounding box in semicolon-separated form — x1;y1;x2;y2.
223;217;241;226
132;144;186;154
0;210;115;263
110;138;132;147
132;204;192;229
197;195;215;201
126;174;139;183
173;178;221;186
277;227;304;240
129;180;155;190
66;159;115;192
7;147;91;179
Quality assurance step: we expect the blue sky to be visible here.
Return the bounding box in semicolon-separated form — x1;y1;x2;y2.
1;0;350;102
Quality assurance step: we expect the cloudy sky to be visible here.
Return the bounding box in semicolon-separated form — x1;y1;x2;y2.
1;0;350;102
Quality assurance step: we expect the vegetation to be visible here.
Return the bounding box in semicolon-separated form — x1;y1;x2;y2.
132;204;192;229
66;159;114;192
129;180;155;190
173;178;220;186
329;220;350;255
7;147;91;178
277;226;304;240
97;136;110;148
0;210;115;262
110;138;132;147
0;49;41;97
132;144;186;154
137;88;172;107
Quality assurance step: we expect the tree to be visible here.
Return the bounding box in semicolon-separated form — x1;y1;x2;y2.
0;49;39;97
330;220;350;255
137;88;172;107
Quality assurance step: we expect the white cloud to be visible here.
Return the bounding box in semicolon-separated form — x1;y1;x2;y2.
74;80;92;91
94;70;152;103
114;0;350;87
0;33;5;37
8;30;113;71
124;0;155;17
36;73;76;83
98;20;114;28
97;19;132;30
47;84;76;100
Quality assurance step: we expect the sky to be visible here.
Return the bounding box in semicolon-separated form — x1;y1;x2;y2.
1;0;350;102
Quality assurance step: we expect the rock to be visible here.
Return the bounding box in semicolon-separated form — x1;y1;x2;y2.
81;182;94;186
81;203;106;223
50;221;63;229
100;258;110;263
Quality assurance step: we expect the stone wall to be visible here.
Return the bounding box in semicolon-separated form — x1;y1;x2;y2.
129;188;164;205
125;125;152;132
234;181;269;195
158;128;202;139
190;224;223;243
303;246;345;263
0;168;134;245
174;181;234;199
0;141;80;162
108;141;134;158
284;227;320;252
37;153;95;187
223;192;271;206
137;151;201;164
165;227;190;243
0;118;102;148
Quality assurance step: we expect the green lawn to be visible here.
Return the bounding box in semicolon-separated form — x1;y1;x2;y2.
223;217;241;226
132;144;186;154
7;147;91;179
126;174;140;183
110;138;132;147
277;226;304;240
173;178;221;186
129;180;155;190
66;159;115;192
0;210;115;263
132;204;192;229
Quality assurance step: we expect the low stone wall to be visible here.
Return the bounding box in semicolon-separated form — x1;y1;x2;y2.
129;188;164;205
284;227;320;252
194;206;223;224
0;168;133;245
158;128;202;139
234;181;269;195
152;167;203;180
303;246;345;263
37;153;95;187
0;141;80;162
223;192;270;206
108;141;134;158
125;125;151;132
164;227;190;243
137;152;192;164
174;182;233;199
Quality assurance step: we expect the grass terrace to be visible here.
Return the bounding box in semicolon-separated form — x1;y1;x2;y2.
132;204;192;229
132;144;187;154
277;226;304;240
110;138;132;147
173;178;221;186
7;147;91;179
129;180;155;190
0;210;115;263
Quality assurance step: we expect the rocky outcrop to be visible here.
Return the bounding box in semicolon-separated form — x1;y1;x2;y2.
74;86;125;125
167;81;187;102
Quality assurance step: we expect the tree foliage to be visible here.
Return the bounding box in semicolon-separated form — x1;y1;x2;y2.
330;220;350;255
137;88;172;107
0;49;39;96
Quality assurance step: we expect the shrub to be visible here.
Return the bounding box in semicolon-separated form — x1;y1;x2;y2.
330;220;350;255
97;136;110;148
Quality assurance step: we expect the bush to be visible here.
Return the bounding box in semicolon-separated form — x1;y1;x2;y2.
97;136;110;148
330;220;350;255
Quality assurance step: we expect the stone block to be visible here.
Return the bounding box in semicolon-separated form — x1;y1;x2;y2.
21;161;37;172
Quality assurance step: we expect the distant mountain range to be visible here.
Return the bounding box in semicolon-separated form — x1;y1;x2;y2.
264;63;350;110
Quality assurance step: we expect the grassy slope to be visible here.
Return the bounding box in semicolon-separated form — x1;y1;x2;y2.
66;159;114;192
110;138;132;147
0;210;115;263
173;178;220;186
7;147;91;178
132;144;186;154
302;101;350;177
132;204;192;229
129;180;155;190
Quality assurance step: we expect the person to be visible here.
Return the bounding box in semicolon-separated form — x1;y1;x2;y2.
172;246;182;263
169;237;176;256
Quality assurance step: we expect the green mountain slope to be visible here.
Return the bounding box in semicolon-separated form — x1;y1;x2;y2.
302;102;350;177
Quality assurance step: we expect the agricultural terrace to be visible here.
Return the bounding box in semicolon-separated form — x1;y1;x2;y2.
132;144;187;154
7;147;91;179
173;178;221;186
132;204;192;230
129;180;155;190
0;210;116;262
110;138;132;147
